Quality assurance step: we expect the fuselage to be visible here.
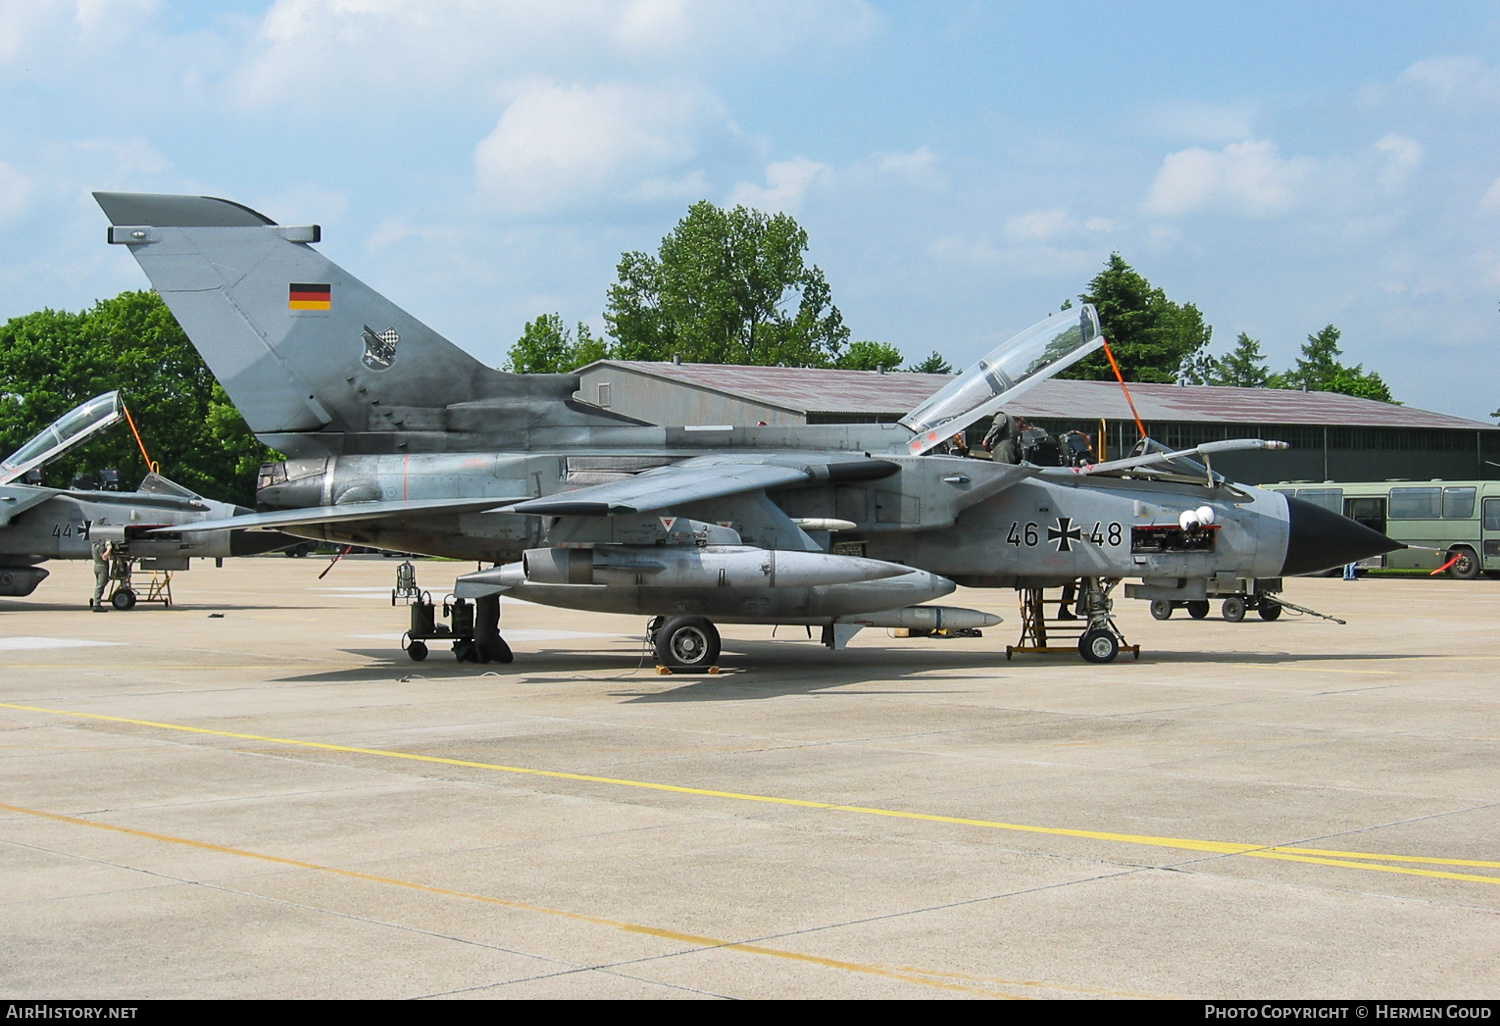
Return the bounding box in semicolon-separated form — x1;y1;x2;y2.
254;421;1294;590
0;485;290;597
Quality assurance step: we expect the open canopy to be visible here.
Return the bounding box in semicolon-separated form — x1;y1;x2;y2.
901;305;1102;455
0;391;123;485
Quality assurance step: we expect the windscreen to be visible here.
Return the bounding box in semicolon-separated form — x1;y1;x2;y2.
901;305;1102;455
0;391;123;485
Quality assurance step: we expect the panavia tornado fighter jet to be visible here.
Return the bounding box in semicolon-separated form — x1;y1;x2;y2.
0;391;294;602
95;192;1400;663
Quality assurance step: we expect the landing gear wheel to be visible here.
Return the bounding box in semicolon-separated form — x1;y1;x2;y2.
453;640;477;663
1446;547;1481;580
654;616;720;671
1258;601;1282;621
1079;628;1120;664
1186;600;1210;620
407;640;428;662
111;589;136;611
1221;596;1247;622
484;637;514;664
1150;600;1173;620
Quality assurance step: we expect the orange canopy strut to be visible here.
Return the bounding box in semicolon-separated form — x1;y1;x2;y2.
1100;338;1147;442
120;402;159;474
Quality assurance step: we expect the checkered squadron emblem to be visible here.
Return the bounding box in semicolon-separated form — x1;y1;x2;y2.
361;324;400;370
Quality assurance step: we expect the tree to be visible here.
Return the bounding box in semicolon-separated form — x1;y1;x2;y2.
504;314;609;373
0;291;272;504
1181;331;1271;387
605;201;849;367
907;351;954;374
835;340;903;372
1062;253;1212;384
1271;324;1393;402
1214;332;1272;388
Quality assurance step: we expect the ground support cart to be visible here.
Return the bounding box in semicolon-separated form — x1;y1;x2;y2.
1148;577;1284;623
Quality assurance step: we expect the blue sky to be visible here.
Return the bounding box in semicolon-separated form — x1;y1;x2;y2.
3;1;1499;421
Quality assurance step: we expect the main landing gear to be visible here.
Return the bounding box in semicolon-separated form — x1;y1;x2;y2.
1007;576;1138;663
647;615;721;672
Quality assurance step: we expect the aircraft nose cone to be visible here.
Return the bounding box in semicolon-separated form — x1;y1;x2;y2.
1279;495;1403;576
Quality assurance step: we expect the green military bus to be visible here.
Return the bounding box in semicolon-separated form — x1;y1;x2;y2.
1269;480;1500;578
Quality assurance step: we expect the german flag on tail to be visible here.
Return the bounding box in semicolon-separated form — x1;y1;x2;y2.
288;283;331;311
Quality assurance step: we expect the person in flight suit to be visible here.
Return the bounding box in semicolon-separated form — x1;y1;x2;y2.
90;540;112;611
982;412;1023;464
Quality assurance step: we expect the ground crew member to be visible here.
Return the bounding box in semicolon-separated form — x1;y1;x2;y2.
91;540;112;610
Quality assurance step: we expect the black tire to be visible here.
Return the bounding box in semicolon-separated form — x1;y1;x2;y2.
654;616;721;670
1079;628;1119;664
111;589;136;611
1446;547;1481;580
1149;600;1173;620
1258;601;1282;621
485;637;514;664
1186;600;1210;620
407;641;428;662
1221;596;1247;623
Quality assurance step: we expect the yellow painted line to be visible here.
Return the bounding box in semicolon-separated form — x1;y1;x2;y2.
3;702;1497;887
0;800;1048;999
1228;664;1397;676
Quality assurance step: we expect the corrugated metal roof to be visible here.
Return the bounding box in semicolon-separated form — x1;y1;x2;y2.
596;361;950;415
587;361;1496;431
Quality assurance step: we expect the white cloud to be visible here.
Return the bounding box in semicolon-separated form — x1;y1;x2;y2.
727;157;825;213
474;81;727;214
1144;138;1315;218
1396;55;1500;107
1479;175;1500;213
877;146;935;177
1374;133;1423;191
1003;208;1072;242
234;0;875;107
0;0;158;66
74;136;170;177
1140;101;1256;144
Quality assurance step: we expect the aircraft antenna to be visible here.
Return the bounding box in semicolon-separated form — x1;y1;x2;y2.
1100;338;1147;441
120;401;160;474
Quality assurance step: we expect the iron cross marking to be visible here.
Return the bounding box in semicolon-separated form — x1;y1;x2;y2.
1047;516;1082;552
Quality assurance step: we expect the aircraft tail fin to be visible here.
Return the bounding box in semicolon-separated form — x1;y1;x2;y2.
94;192;594;455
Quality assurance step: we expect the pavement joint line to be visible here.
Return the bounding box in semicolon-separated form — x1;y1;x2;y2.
0;832;587;973
5;701;1500;887
0;800;1024;999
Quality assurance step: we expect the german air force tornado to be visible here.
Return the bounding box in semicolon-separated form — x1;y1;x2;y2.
94;191;1401;666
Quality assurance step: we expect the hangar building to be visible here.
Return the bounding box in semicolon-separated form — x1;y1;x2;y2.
575;360;1500;484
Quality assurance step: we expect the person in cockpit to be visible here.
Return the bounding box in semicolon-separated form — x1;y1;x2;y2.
983;412;1022;464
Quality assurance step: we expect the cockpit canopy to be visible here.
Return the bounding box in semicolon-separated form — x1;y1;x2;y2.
0;391;123;485
901;305;1102;455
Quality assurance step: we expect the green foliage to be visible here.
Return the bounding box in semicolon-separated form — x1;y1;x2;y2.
907;350;954;374
504;313;608;373
1181;331;1272;387
835;340;903;372
1270;324;1394;402
605;201;849;367
0;291;272;504
1062;253;1212;384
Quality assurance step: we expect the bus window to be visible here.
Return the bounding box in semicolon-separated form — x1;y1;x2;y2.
1443;487;1476;519
1294;488;1342;512
1485;498;1500;533
1345;496;1387;535
1389;487;1442;519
